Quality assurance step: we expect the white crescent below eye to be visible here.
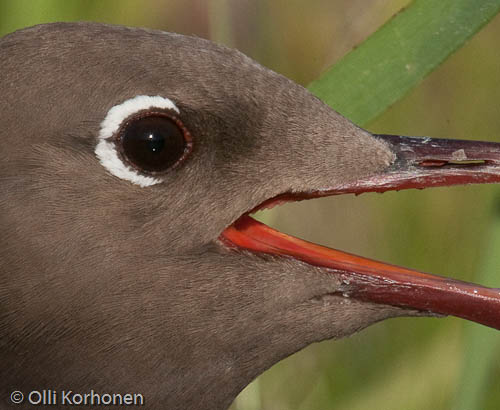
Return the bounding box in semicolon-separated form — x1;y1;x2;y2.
95;95;180;187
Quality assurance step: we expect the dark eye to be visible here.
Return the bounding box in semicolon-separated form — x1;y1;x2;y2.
118;113;192;173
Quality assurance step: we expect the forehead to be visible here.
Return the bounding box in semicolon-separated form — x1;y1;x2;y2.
0;23;285;145
1;23;276;102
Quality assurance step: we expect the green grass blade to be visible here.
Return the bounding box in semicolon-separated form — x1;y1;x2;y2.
308;0;500;126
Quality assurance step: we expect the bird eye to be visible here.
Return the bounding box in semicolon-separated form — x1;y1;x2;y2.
118;113;192;173
96;95;192;187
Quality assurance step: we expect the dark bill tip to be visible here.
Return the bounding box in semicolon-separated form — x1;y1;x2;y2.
332;134;500;195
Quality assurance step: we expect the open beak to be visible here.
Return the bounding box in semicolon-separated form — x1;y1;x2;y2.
221;134;500;330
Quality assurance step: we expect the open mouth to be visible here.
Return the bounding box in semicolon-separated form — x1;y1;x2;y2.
220;134;500;330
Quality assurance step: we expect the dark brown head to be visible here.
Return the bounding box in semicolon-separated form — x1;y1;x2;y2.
1;23;499;410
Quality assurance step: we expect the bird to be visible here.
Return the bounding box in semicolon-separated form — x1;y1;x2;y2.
1;22;500;410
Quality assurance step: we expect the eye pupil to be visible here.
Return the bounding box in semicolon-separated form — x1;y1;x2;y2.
120;115;189;173
147;132;165;153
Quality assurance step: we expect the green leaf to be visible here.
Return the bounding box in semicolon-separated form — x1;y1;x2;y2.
308;0;500;126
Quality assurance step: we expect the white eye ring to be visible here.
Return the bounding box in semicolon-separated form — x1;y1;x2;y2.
95;95;180;187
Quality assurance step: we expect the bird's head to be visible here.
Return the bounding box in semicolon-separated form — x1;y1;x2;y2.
1;22;499;410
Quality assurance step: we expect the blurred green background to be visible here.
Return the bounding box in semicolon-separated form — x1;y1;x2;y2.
2;1;500;409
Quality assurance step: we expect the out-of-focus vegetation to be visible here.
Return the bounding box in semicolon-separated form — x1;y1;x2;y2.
309;0;500;125
1;1;499;409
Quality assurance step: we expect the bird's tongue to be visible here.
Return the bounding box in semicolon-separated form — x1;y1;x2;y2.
221;134;500;330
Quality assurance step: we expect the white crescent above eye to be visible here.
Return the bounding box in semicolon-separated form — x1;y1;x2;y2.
95;95;180;187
